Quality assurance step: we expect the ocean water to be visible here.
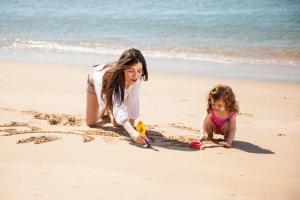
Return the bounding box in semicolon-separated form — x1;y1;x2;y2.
0;0;300;66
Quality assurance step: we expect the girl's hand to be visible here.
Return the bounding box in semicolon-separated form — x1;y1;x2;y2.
219;141;232;148
133;135;148;145
199;133;206;141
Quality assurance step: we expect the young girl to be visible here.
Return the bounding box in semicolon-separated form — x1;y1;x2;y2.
199;84;239;148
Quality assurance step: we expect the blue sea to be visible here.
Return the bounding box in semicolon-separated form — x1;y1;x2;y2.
0;0;300;66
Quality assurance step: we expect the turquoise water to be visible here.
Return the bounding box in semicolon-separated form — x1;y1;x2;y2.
0;0;300;65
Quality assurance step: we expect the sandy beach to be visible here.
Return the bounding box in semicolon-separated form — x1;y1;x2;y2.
0;60;300;200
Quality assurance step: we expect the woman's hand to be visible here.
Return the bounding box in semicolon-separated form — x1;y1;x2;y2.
122;120;150;145
133;135;148;145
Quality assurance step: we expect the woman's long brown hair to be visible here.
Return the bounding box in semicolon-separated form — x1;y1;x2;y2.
101;48;148;109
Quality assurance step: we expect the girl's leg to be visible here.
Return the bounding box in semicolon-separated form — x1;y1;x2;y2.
203;117;215;140
219;122;233;148
221;122;230;141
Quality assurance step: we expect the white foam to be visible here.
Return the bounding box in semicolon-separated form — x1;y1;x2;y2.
2;39;299;66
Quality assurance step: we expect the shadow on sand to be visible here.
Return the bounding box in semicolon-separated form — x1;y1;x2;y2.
92;121;197;152
233;140;274;154
200;139;274;154
93;121;275;154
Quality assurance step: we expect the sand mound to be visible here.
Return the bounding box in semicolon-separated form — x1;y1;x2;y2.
33;113;83;126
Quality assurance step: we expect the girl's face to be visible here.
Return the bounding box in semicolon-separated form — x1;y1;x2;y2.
211;99;226;112
124;62;143;87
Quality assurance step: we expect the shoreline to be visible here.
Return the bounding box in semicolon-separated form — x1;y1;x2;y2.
0;49;300;83
0;52;300;84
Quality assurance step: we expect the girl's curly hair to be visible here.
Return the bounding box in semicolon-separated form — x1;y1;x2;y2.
207;84;239;113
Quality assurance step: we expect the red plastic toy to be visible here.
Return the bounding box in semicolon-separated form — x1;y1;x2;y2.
189;141;202;149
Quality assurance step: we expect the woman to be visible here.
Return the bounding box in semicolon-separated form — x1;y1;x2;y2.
86;48;149;145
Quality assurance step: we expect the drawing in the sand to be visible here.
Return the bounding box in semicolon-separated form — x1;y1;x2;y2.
0;109;199;148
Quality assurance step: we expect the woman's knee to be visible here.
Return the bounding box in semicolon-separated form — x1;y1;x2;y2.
85;118;96;127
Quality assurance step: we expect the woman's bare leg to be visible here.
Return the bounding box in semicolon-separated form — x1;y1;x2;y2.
85;91;104;127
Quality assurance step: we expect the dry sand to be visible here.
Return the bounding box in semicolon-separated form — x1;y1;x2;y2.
0;60;300;200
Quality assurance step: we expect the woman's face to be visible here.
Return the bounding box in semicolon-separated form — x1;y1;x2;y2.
124;62;143;87
211;99;226;112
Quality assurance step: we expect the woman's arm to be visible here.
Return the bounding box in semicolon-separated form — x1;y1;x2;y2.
112;101;147;145
129;119;135;127
112;81;147;145
123;120;147;144
127;80;141;121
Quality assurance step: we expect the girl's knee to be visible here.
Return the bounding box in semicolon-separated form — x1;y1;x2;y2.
221;123;230;135
204;118;214;132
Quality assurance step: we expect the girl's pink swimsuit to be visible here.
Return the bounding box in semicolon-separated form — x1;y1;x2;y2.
210;111;235;134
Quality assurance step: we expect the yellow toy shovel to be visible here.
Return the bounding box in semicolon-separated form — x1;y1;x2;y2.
136;121;146;137
136;121;152;147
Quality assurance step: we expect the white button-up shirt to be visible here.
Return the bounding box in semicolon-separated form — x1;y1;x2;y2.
88;64;141;125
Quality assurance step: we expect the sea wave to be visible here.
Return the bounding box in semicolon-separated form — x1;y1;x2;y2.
1;38;299;66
